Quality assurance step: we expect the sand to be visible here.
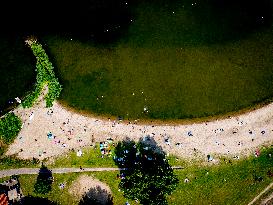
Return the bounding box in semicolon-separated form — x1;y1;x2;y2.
5;89;273;161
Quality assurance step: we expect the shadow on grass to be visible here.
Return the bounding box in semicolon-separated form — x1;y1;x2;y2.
18;195;57;205
34;164;53;195
0;153;39;169
79;185;113;205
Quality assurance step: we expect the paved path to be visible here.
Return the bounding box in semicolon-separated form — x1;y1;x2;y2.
248;181;273;205
0;166;182;178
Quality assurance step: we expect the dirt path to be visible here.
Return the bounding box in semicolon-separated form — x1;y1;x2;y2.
248;181;273;205
260;191;273;205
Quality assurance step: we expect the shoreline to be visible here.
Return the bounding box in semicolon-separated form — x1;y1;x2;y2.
6;94;273;161
57;98;273;126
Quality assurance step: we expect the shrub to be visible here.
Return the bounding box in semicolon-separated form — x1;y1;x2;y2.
22;38;62;108
0;112;22;144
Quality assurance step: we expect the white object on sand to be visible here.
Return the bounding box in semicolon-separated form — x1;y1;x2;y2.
15;97;21;103
29;112;34;121
77;150;83;157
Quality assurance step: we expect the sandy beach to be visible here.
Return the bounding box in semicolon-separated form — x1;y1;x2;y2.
5;91;273;161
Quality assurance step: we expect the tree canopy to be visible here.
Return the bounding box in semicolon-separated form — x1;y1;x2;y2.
114;137;179;205
0;112;22;144
22;37;62;108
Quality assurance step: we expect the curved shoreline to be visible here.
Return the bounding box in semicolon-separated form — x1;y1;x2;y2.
6;96;273;160
57;98;273;126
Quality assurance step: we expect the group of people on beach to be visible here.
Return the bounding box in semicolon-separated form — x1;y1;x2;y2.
99;139;114;157
9;93;273;162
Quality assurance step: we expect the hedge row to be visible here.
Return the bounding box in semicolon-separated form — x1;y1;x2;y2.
0;112;22;144
22;39;62;108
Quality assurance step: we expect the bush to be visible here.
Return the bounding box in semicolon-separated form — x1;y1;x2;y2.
45;79;62;107
0;113;22;144
22;38;62;108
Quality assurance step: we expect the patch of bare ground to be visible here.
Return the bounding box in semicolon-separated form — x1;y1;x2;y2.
69;174;112;205
260;190;273;205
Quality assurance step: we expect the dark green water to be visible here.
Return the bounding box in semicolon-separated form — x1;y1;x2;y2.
0;33;36;114
41;0;273;120
1;0;273;119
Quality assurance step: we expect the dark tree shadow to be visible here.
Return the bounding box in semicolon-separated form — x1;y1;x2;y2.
17;195;57;205
114;137;138;168
114;136;165;168
79;185;113;205
34;164;53;195
113;136;179;205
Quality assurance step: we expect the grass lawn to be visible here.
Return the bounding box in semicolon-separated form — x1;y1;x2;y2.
169;153;273;204
51;144;117;168
43;0;273;120
0;172;129;205
0;155;39;170
1;144;272;204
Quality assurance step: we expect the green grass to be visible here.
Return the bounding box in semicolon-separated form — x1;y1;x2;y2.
0;156;39;170
168;152;273;204
43;0;273;120
1;145;273;204
1;172;129;205
51;144;117;168
46;145;273;204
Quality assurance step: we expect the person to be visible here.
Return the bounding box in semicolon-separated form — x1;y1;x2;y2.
207;155;213;161
29;112;34;121
254;149;260;157
164;138;170;145
77;150;83;157
59;183;65;189
15;97;21;103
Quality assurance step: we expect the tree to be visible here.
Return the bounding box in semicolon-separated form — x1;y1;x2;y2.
34;164;53;194
114;137;179;205
0;112;22;144
22;38;62;108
